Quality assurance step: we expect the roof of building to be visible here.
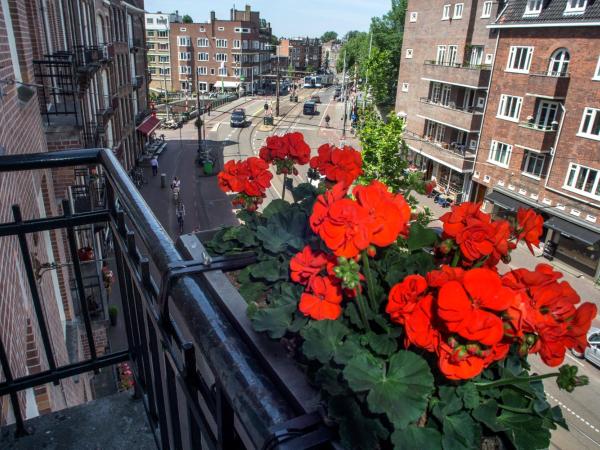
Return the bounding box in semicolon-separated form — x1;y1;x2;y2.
493;0;600;27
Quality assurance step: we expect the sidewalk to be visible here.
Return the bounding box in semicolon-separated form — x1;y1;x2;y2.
413;192;600;326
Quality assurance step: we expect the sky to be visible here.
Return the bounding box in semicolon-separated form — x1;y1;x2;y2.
144;0;392;37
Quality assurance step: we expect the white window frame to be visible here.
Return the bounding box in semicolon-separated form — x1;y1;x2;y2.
197;38;209;47
454;3;464;19
578;107;600;140
524;0;543;16
593;56;600;81
216;39;228;48
157;30;168;39
482;1;493;18
215;53;228;62
177;36;190;47
448;45;458;66
198;52;209;61
401;82;409;92
410;12;418;22
233;39;241;49
406;48;413;59
506;46;533;73
218;67;227;76
522;151;546;179
564;163;600;199
158;55;169;63
198;82;208;92
179;65;191;75
178;52;191;61
442;4;451;20
497;94;523;122
488;141;512;168
436;45;447;64
218;26;225;31
565;0;587;14
197;66;207;75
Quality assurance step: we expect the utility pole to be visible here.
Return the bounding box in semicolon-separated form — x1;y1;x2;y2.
275;44;280;117
363;32;373;110
196;91;202;151
342;50;347;138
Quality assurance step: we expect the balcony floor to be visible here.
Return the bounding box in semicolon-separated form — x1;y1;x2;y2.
0;392;155;450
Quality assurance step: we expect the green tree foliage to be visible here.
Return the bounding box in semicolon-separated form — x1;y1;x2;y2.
182;14;193;23
320;31;338;42
336;32;369;74
358;110;408;193
365;48;395;106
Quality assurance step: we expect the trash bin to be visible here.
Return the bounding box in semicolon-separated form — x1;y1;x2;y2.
263;116;274;126
203;161;214;175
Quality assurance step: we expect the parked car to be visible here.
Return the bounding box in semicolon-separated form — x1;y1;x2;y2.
230;109;247;127
310;94;321;104
303;101;317;115
571;327;600;367
333;88;341;100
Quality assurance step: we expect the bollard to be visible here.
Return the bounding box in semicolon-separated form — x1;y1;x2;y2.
161;173;166;188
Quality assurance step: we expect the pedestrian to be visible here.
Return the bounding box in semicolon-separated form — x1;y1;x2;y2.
325;114;331;128
176;202;186;233
207;103;211;116
102;261;114;296
150;156;158;176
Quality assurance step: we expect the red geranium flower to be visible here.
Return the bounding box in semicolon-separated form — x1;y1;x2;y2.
354;180;411;247
290;246;332;286
404;295;440;352
437;341;485;380
426;265;465;287
217;157;272;198
386;274;428;325
516;208;544;253
309;144;363;187
284;132;311;165
310;182;348;235
298;276;343;320
259;135;288;162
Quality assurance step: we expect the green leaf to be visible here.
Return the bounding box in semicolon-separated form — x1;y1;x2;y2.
472;399;504;433
457;382;480;410
343;351;434;428
301;320;349;363
497;412;550;450
365;332;398;357
238;281;267;303
292;183;318;202
249;259;287;282
391;425;442;450
433;386;463;420
334;335;366;365
406;223;438;252
255;220;305;253
222;225;257;247
262;199;291;218
442;412;480;450
288;314;309;333
250;303;296;339
328;396;388;450
344;303;364;327
314;365;346;396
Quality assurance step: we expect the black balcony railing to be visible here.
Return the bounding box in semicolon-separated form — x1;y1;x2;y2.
0;149;333;449
419;97;477;113
424;60;492;71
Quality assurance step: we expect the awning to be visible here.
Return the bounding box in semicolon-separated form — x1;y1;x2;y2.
544;216;600;246
221;81;240;88
136;116;160;136
485;191;529;213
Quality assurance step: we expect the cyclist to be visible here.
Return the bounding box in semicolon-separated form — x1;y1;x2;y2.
324;114;331;128
171;176;181;202
176;202;186;233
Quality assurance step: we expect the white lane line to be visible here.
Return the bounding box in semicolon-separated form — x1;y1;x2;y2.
546;393;600;433
566;352;586;367
211;123;220;132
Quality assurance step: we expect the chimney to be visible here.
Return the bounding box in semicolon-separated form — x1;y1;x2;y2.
210;11;215;22
230;8;234;21
245;4;251;20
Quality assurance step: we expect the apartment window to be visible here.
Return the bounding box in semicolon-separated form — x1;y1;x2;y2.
158;56;169;63
497;95;523;121
180;27;187;32
197;38;209;47
210;68;215;75
197;67;207;75
218;26;225;31
488;141;512;167
524;0;543;16
565;0;587;14
198;82;208;91
565;163;600;198
147;30;155;37
179;65;191;74
218;67;227;76
234;68;241;77
158;31;168;38
178;36;191;47
233;54;241;63
448;45;458;66
470;46;484;66
409;12;418;22
148;67;156;74
534;100;559;129
548;49;570;76
579;107;600;140
406;49;413;59
199;26;205;32
147;43;156;50
216;39;228;48
158;43;169;50
148;55;156;62
159;67;170;75
482;1;493;18
440;85;452;106
215;53;227;62
233;39;241;49
431;82;442;103
436;45;447;64
401;82;409;92
594;57;600;80
506;46;533;73
178;52;191;61
242;40;249;49
522;151;546;178
442;4;451;20
253;41;260;50
198;52;209;61
147;18;154;24
454;3;464;19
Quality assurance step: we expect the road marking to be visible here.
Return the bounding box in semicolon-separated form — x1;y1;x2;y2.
211;123;220;132
546;393;600;433
566;352;586;367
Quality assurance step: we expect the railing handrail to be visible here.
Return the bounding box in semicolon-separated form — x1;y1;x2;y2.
529;71;570;78
424;60;491;70
419;97;477;114
518;121;558;132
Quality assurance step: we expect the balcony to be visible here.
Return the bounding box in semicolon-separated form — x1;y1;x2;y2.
526;72;570;99
0;149;333;449
405;131;476;173
517;121;557;152
418;98;483;132
423;61;491;88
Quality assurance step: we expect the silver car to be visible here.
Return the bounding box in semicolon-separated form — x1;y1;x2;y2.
573;327;600;367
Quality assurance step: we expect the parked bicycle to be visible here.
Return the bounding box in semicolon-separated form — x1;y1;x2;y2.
130;167;147;188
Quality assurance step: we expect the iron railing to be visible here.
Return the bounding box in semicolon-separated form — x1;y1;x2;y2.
0;149;332;449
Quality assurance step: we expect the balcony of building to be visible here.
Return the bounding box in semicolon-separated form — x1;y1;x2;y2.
526;72;570;99
423;61;491;89
516;97;561;152
0;149;334;450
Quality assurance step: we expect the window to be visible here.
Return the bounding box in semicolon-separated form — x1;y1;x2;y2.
548;49;570;76
242;40;248;49
470;46;484;66
406;49;413;59
216;39;227;48
198;52;209;61
410;12;418;22
179;65;191;74
197;38;209;47
233;39;241;49
506;46;533;73
197;67;207;75
522;151;546;178
524;0;543;16
147;30;155;37
158;43;169;50
158;56;169;63
253;40;260;50
148;67;156;74
218;26;225;31
488;141;512;167
436;45;447;64
454;3;464;19
218;67;227;76
234;67;241;77
178;52;191;61
593;56;600;80
565;0;587;14
440;85;452;105
565;163;600;199
148;55;156;62
448;45;458;66
210;68;215;75
534;100;559;129
215;53;227;62
180;27;186;32
199;26;205;32
401;82;409;92
497;95;523;121
442;4;451;20
482;1;493;18
198;82;208;91
147;43;156;50
233;54;241;63
177;36;191;47
147;18;154;24
158;31;168;38
159;67;170;75
579;107;600;140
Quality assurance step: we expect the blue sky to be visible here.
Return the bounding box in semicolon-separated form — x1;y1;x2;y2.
144;0;392;37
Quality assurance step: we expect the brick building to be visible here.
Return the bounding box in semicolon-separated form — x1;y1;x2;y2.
281;37;322;72
471;0;600;277
396;0;502;202
321;40;341;74
146;11;181;93
168;5;274;95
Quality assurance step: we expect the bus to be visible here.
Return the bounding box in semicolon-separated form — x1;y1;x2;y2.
303;76;316;88
315;74;334;87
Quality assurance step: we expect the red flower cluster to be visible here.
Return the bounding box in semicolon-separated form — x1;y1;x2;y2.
309;144;363;187
502;264;597;366
516;208;544;253
259;132;311;174
217;157;273;210
386;264;597;380
309;181;411;258
440;202;515;266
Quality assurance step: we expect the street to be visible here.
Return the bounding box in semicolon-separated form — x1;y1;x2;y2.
138;89;600;450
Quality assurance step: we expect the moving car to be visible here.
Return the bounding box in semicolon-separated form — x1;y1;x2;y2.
303;101;317;115
571;327;600;367
230;108;247;127
310;94;321;104
334;87;342;99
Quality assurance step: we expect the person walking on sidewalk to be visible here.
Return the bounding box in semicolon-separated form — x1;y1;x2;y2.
150;156;158;176
176;202;186;234
102;261;114;296
325;114;331;128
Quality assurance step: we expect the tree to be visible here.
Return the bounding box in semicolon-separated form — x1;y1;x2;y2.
364;48;395;106
320;31;338;43
182;14;193;23
336;32;369;74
